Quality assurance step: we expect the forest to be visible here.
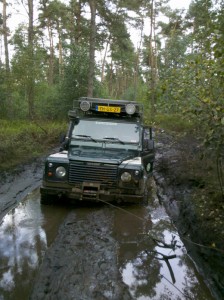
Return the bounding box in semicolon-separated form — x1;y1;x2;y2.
0;2;224;297
0;0;223;183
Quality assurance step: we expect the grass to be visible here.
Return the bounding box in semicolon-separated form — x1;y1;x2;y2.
0;119;67;171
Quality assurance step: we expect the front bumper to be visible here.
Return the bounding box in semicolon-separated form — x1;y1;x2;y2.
40;183;145;203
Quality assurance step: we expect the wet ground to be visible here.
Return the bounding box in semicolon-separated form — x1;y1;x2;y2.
0;184;214;300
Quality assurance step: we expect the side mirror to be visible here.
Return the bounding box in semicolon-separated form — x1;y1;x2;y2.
59;134;69;151
60;133;66;144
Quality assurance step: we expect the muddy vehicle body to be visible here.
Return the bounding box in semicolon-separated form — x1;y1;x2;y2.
40;97;155;204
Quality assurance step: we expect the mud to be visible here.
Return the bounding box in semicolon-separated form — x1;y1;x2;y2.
0;134;222;299
0;188;213;300
30;207;130;300
0;158;44;222
154;130;224;299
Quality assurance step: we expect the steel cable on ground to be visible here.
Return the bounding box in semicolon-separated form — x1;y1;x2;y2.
97;198;224;255
98;198;195;299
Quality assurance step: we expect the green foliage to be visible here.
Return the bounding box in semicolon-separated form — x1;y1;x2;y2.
0;120;66;170
10;25;49;118
0;66;8;118
35;83;62;119
170;52;224;154
59;45;89;114
1;0;144;121
93;81;110;99
149;0;224;156
0;0;223;159
151;113;195;133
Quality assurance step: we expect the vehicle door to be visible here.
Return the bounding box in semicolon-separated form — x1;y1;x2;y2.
141;126;155;173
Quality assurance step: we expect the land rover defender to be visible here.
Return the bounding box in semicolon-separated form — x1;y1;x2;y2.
40;97;155;204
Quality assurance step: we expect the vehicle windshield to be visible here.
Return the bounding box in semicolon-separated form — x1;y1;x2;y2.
71;119;140;144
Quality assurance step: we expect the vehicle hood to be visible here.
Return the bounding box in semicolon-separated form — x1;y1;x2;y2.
69;146;138;164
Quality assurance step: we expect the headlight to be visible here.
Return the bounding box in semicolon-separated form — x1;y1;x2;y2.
55;166;66;178
121;171;132;182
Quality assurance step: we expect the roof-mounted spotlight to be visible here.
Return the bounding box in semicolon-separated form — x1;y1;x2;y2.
80;100;90;112
125;103;136;115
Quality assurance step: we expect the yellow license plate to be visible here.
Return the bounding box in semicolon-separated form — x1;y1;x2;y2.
97;106;121;113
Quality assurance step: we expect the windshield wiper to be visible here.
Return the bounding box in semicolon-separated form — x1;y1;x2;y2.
74;134;97;142
103;137;124;144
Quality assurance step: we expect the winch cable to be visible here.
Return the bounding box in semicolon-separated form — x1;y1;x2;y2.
161;275;193;300
97;198;224;255
97;198;145;222
97;198;194;299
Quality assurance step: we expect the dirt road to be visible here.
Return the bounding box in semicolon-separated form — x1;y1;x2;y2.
0;134;221;299
0;186;214;299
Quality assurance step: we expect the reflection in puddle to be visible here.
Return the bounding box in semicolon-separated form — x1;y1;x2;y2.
118;204;213;300
0;189;69;299
0;190;214;300
0;198;46;295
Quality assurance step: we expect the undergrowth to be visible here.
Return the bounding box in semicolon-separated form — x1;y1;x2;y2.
0;119;67;171
148;113;195;133
153;114;223;250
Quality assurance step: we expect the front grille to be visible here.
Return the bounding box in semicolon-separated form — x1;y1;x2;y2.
69;161;118;185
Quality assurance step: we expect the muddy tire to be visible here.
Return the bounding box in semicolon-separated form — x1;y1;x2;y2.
142;189;149;205
40;194;55;205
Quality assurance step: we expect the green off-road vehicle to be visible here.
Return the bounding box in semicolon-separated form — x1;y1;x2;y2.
40;97;155;204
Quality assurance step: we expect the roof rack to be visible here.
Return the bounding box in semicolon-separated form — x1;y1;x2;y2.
70;97;143;120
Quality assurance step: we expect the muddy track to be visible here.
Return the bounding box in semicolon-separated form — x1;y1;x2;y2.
0;135;220;300
0;187;213;300
153;131;224;300
0;158;44;222
30;208;132;300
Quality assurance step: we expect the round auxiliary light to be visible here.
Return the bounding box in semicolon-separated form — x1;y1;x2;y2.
55;166;66;178
80;101;90;112
125;103;136;115
121;172;132;182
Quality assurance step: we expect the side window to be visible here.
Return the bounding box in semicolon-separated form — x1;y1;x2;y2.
143;127;154;151
144;128;150;139
143;128;150;149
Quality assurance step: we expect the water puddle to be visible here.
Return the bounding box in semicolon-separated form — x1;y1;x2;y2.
113;203;213;300
0;189;215;299
0;189;70;299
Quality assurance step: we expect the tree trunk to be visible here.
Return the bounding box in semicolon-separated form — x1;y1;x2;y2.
75;0;82;44
3;0;10;73
57;21;63;81
87;0;96;97
27;0;35;119
134;19;143;101
47;21;54;85
109;59;113;95
69;0;82;46
149;0;156;119
101;36;110;82
3;0;13;118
